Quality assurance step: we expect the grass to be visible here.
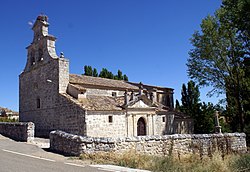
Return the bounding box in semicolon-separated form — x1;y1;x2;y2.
80;150;250;172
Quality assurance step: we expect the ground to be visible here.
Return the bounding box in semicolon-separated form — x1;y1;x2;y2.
0;134;149;172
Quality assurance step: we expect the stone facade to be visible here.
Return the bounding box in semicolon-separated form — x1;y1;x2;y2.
0;122;34;142
50;130;247;157
20;15;193;138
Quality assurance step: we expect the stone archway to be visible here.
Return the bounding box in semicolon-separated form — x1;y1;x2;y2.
137;117;146;136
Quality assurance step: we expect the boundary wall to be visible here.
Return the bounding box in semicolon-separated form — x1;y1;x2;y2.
0;122;34;142
50;130;247;157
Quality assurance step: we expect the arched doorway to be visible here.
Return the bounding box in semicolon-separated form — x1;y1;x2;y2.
137;117;146;136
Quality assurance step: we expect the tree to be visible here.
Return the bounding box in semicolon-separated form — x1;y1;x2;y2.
222;0;250;53
117;70;123;80
178;81;215;134
93;68;98;77
83;65;93;76
181;81;200;117
123;74;128;81
99;68;114;79
83;65;129;81
175;100;181;112
187;2;250;132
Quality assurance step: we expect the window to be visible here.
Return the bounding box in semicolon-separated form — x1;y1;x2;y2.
37;98;41;108
108;116;113;123
112;92;117;97
38;48;43;61
162;116;165;122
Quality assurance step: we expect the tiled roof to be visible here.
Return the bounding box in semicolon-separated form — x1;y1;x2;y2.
69;74;138;90
62;93;124;111
83;95;124;111
69;83;86;91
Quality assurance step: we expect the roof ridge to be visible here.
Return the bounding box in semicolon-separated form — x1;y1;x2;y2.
70;74;127;83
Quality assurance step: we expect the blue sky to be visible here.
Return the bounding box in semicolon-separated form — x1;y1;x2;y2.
0;0;222;111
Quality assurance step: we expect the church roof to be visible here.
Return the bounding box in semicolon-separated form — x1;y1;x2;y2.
61;93;124;111
82;95;124;111
69;74;139;90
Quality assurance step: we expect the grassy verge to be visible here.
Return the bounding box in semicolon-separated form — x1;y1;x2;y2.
80;150;250;172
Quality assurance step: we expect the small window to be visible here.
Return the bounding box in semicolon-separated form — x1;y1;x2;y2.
37;98;41;108
108;116;113;123
162;116;165;122
112;92;117;97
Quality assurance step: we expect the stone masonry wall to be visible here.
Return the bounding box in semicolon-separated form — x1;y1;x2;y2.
86;111;126;137
50;130;247;157
20;58;86;138
0;122;34;142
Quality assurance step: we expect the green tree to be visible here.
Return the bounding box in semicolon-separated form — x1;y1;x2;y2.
123;74;128;81
99;68;114;79
99;68;108;78
117;70;123;80
83;66;129;81
180;81;200;117
222;0;250;52
187;2;250;132
178;81;215;134
175;100;180;112
93;68;98;77
83;65;93;76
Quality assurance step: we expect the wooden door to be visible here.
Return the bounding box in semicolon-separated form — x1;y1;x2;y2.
137;117;146;136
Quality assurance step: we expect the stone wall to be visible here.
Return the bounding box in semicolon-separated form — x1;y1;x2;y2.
0;122;34;142
20;57;86;138
86;88;125;97
50;130;247;157
86;111;126;137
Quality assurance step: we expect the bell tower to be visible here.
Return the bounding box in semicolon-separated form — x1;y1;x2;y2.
20;15;69;136
24;15;59;72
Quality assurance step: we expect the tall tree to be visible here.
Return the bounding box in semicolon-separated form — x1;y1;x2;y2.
83;65;93;76
83;65;129;81
93;68;98;77
187;2;250;132
178;81;215;134
123;74;128;81
175;100;181;112
117;70;123;80
181;81;200;116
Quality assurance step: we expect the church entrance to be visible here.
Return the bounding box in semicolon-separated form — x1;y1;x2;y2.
137;117;146;136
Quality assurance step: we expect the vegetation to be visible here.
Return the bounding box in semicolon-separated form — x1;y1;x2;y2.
83;65;129;81
80;151;250;172
176;81;216;133
186;0;250;140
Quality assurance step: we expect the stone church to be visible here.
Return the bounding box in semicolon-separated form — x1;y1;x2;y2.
19;15;193;137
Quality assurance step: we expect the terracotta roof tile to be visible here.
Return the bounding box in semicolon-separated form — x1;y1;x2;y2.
83;95;124;111
69;74;138;90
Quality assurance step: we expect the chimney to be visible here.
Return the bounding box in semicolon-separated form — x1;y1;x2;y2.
152;89;157;102
124;90;129;105
130;91;135;101
139;82;143;95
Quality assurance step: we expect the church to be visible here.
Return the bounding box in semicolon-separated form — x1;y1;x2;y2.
19;15;193;137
